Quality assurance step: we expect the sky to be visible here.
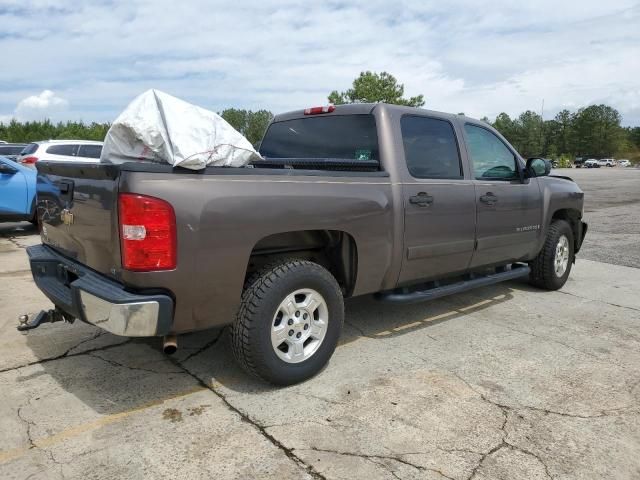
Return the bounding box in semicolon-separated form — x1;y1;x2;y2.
0;0;639;125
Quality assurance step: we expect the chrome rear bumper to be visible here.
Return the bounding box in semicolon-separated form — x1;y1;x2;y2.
27;245;173;336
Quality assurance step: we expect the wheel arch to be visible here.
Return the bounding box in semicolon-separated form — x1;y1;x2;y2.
246;229;359;297
551;208;583;253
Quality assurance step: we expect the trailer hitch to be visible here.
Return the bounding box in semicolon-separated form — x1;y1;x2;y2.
17;308;72;332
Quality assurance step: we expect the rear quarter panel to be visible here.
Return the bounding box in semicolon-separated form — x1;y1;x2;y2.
119;170;394;333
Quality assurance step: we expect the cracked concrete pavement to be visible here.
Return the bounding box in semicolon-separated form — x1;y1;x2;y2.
0;168;639;479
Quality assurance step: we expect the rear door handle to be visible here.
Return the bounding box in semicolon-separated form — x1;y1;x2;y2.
479;192;498;205
409;192;434;206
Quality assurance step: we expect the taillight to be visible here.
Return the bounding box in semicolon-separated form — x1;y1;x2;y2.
118;193;176;272
304;105;335;115
21;156;38;164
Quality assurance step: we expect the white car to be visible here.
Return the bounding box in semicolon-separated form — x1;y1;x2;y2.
17;140;103;168
584;159;600;168
618;159;631;167
597;158;616;167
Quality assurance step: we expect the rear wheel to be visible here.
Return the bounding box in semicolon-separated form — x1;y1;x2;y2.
231;260;344;385
529;219;574;290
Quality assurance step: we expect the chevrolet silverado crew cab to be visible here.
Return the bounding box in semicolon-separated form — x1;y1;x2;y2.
22;103;587;385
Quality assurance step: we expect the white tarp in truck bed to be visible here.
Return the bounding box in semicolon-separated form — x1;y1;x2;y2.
100;89;261;170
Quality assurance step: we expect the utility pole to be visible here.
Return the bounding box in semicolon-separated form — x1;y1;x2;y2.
540;99;545;156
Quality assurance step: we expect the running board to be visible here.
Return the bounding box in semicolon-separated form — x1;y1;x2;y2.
376;264;530;304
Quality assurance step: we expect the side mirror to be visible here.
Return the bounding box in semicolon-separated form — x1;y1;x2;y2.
526;158;551;177
0;163;17;175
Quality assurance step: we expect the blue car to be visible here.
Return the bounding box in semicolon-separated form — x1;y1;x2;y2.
0;155;37;223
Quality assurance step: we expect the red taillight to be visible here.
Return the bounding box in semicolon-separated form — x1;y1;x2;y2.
304;105;336;115
118;193;176;272
21;156;38;164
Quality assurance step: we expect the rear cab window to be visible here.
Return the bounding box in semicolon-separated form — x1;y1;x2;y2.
401;116;462;179
259;115;379;162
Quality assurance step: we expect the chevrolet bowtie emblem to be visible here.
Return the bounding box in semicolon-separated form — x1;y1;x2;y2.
61;209;74;225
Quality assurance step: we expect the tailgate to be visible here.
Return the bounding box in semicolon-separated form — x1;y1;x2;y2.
36;161;121;278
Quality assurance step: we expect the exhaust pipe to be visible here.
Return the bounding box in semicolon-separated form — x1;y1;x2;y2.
163;334;178;355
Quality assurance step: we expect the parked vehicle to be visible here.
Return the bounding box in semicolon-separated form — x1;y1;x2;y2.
618;159;631;167
17;140;103;168
584;159;600;168
0;143;27;161
22;103;588;385
574;158;585;168
598;158;616;167
0;156;37;223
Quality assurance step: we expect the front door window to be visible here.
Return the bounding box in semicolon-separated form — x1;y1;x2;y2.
464;124;518;180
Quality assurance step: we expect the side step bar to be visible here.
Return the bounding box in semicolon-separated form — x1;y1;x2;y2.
376;264;531;304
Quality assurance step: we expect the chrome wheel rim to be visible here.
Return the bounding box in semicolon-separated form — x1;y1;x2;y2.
271;288;328;364
554;235;570;277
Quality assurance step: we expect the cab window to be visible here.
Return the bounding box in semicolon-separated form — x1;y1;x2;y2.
464;124;518;180
401;116;462;179
259;115;378;161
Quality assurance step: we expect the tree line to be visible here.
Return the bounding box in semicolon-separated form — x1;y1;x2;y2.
1;71;638;164
0;119;110;144
486;106;640;162
0;111;273;146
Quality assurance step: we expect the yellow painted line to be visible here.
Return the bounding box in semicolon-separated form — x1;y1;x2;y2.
392;321;423;332
0;386;206;464
458;299;493;311
374;311;459;337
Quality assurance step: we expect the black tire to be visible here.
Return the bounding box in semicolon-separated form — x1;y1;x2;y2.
231;260;344;385
529;219;574;290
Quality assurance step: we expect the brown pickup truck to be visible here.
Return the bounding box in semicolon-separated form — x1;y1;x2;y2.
22;103;587;385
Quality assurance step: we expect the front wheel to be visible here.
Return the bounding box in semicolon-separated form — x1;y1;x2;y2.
231;260;344;385
529;219;574;290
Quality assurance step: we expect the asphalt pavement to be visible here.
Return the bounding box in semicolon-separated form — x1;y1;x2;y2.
0;167;638;480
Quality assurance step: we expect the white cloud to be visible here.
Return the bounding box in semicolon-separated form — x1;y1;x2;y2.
13;90;68;121
0;1;638;124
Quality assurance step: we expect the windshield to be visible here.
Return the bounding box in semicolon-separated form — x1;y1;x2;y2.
259;115;379;161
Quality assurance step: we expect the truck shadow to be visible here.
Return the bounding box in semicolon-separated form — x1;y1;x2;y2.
21;279;535;414
340;282;517;345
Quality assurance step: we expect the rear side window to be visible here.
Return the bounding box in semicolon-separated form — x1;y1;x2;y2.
21;143;38;155
78;144;102;158
0;145;25;155
46;144;78;156
401;116;462;179
259;115;379;161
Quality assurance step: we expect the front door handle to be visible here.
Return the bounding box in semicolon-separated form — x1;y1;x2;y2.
409;192;434;207
479;192;498;205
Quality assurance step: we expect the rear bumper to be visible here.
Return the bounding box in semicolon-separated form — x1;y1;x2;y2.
27;244;173;336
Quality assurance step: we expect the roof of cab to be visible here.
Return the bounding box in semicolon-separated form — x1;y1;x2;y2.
272;103;483;125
